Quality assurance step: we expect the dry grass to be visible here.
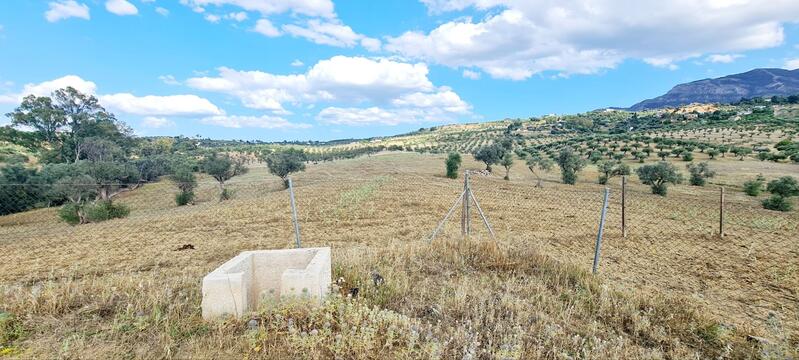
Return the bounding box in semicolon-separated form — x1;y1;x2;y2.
0;153;797;358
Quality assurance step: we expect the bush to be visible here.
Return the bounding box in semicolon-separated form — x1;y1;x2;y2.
762;195;793;212
743;175;765;196
445;152;461;179
84;200;130;222
58;203;82;225
681;152;694;161
175;191;195;206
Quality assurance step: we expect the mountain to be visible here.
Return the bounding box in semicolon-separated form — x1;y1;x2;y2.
629;68;799;111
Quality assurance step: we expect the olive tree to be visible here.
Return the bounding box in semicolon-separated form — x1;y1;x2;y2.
762;176;799;212
686;162;715;186
445;152;462;179
556;147;585;185
525;153;554;187
597;160;630;185
500;153;514;180
472;144;505;172
636;162;683;196
265;149;307;188
201;154;247;200
171;166;197;206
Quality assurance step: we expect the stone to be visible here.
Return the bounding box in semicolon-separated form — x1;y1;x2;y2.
201;247;332;320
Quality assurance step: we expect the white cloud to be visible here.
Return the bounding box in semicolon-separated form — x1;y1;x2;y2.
291;59;304;67
21;75;98;97
45;1;90;22
201;115;311;129
155;7;170;16
185;56;471;126
100;93;223;116
254;19;281;37
387;0;799;79
225;11;248;21
105;0;138;16
706;54;744;63
282;20;379;50
785;58;799;70
462;69;481;79
205;14;221;23
158;75;181;85
180;0;335;18
141;116;176;128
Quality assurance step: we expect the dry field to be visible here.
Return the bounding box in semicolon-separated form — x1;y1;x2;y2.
0;153;797;358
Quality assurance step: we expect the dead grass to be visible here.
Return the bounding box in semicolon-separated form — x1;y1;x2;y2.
0;153;797;358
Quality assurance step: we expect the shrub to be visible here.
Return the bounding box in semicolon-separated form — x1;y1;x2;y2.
766;176;799;198
686;162;715;186
556;147;585;185
743;175;765;196
84;200;130;222
175;191;195;206
58;203;83;225
445;152;461;179
762;195;793;212
681;152;694;161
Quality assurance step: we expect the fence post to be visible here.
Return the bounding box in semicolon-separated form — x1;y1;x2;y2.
288;177;301;248
592;188;610;274
621;175;627;239
719;186;725;238
461;171;471;237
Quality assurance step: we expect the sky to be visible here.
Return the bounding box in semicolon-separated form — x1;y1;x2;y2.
1;1;799;141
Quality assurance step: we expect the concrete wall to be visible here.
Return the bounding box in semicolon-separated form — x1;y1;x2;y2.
201;247;331;320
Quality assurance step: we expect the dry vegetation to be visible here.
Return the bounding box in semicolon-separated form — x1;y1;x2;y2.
1;153;797;358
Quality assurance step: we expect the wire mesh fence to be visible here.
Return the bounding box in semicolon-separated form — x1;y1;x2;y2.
0;168;797;336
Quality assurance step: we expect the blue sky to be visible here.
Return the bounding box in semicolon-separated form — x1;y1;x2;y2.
1;0;799;141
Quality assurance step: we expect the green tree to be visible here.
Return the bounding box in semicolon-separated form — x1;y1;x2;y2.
5;95;66;144
265;149;307;188
171;166;197;206
201;154;248;200
636;162;683;196
686;162;715;186
597;160;630;185
525;153;554;188
707;149;720;159
500;153;514;180
556;147;585;185
743;174;766;196
445;152;462;179
762;176;798;212
472;144;505;172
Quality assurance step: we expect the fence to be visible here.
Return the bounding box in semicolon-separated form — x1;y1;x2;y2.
0;165;797;336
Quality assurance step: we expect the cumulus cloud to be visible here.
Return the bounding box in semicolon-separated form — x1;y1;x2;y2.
291;59;305;67
201;115;312;129
45;1;90;22
100;93;223;116
105;0;138;16
141;117;176;128
185;56;470;126
387;0;799;79
20;75;98;98
785;58;799;70
462;69;481;80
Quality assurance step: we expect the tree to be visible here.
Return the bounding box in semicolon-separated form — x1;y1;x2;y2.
597;160;630;185
731;146;752;160
657;150;669;161
762;177;797;212
473;144;505;172
707;149;720;159
265;149;306;188
681;152;694;161
500;153;514;180
445;152;462;179
556;147;585;185
525;153;554;187
686;162;715;186
171;166;197;206
53;87;111;163
5;95;66;144
636;162;683;196
201;154;248;200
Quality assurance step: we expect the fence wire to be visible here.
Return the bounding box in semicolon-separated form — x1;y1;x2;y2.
0;171;797;337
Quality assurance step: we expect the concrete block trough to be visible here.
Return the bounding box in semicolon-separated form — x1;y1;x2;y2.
201;247;331;320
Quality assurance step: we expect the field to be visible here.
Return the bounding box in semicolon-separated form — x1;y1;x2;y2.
1;152;797;358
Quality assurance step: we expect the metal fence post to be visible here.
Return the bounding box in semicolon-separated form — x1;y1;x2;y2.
288;177;301;248
592;188;610;274
461;171;471;237
719;186;725;238
621;175;627;239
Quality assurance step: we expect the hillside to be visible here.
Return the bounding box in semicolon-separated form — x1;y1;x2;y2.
630;68;799;110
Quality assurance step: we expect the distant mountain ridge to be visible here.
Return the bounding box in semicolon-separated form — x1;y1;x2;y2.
629;68;799;111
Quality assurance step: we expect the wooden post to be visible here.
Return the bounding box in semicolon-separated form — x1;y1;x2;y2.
288;177;301;248
461;172;471;237
593;188;610;274
621;175;627;239
719;186;725;238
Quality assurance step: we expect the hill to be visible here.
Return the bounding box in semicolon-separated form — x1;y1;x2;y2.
630;68;799;110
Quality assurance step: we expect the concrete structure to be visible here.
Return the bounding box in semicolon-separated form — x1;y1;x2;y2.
201;247;331;320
